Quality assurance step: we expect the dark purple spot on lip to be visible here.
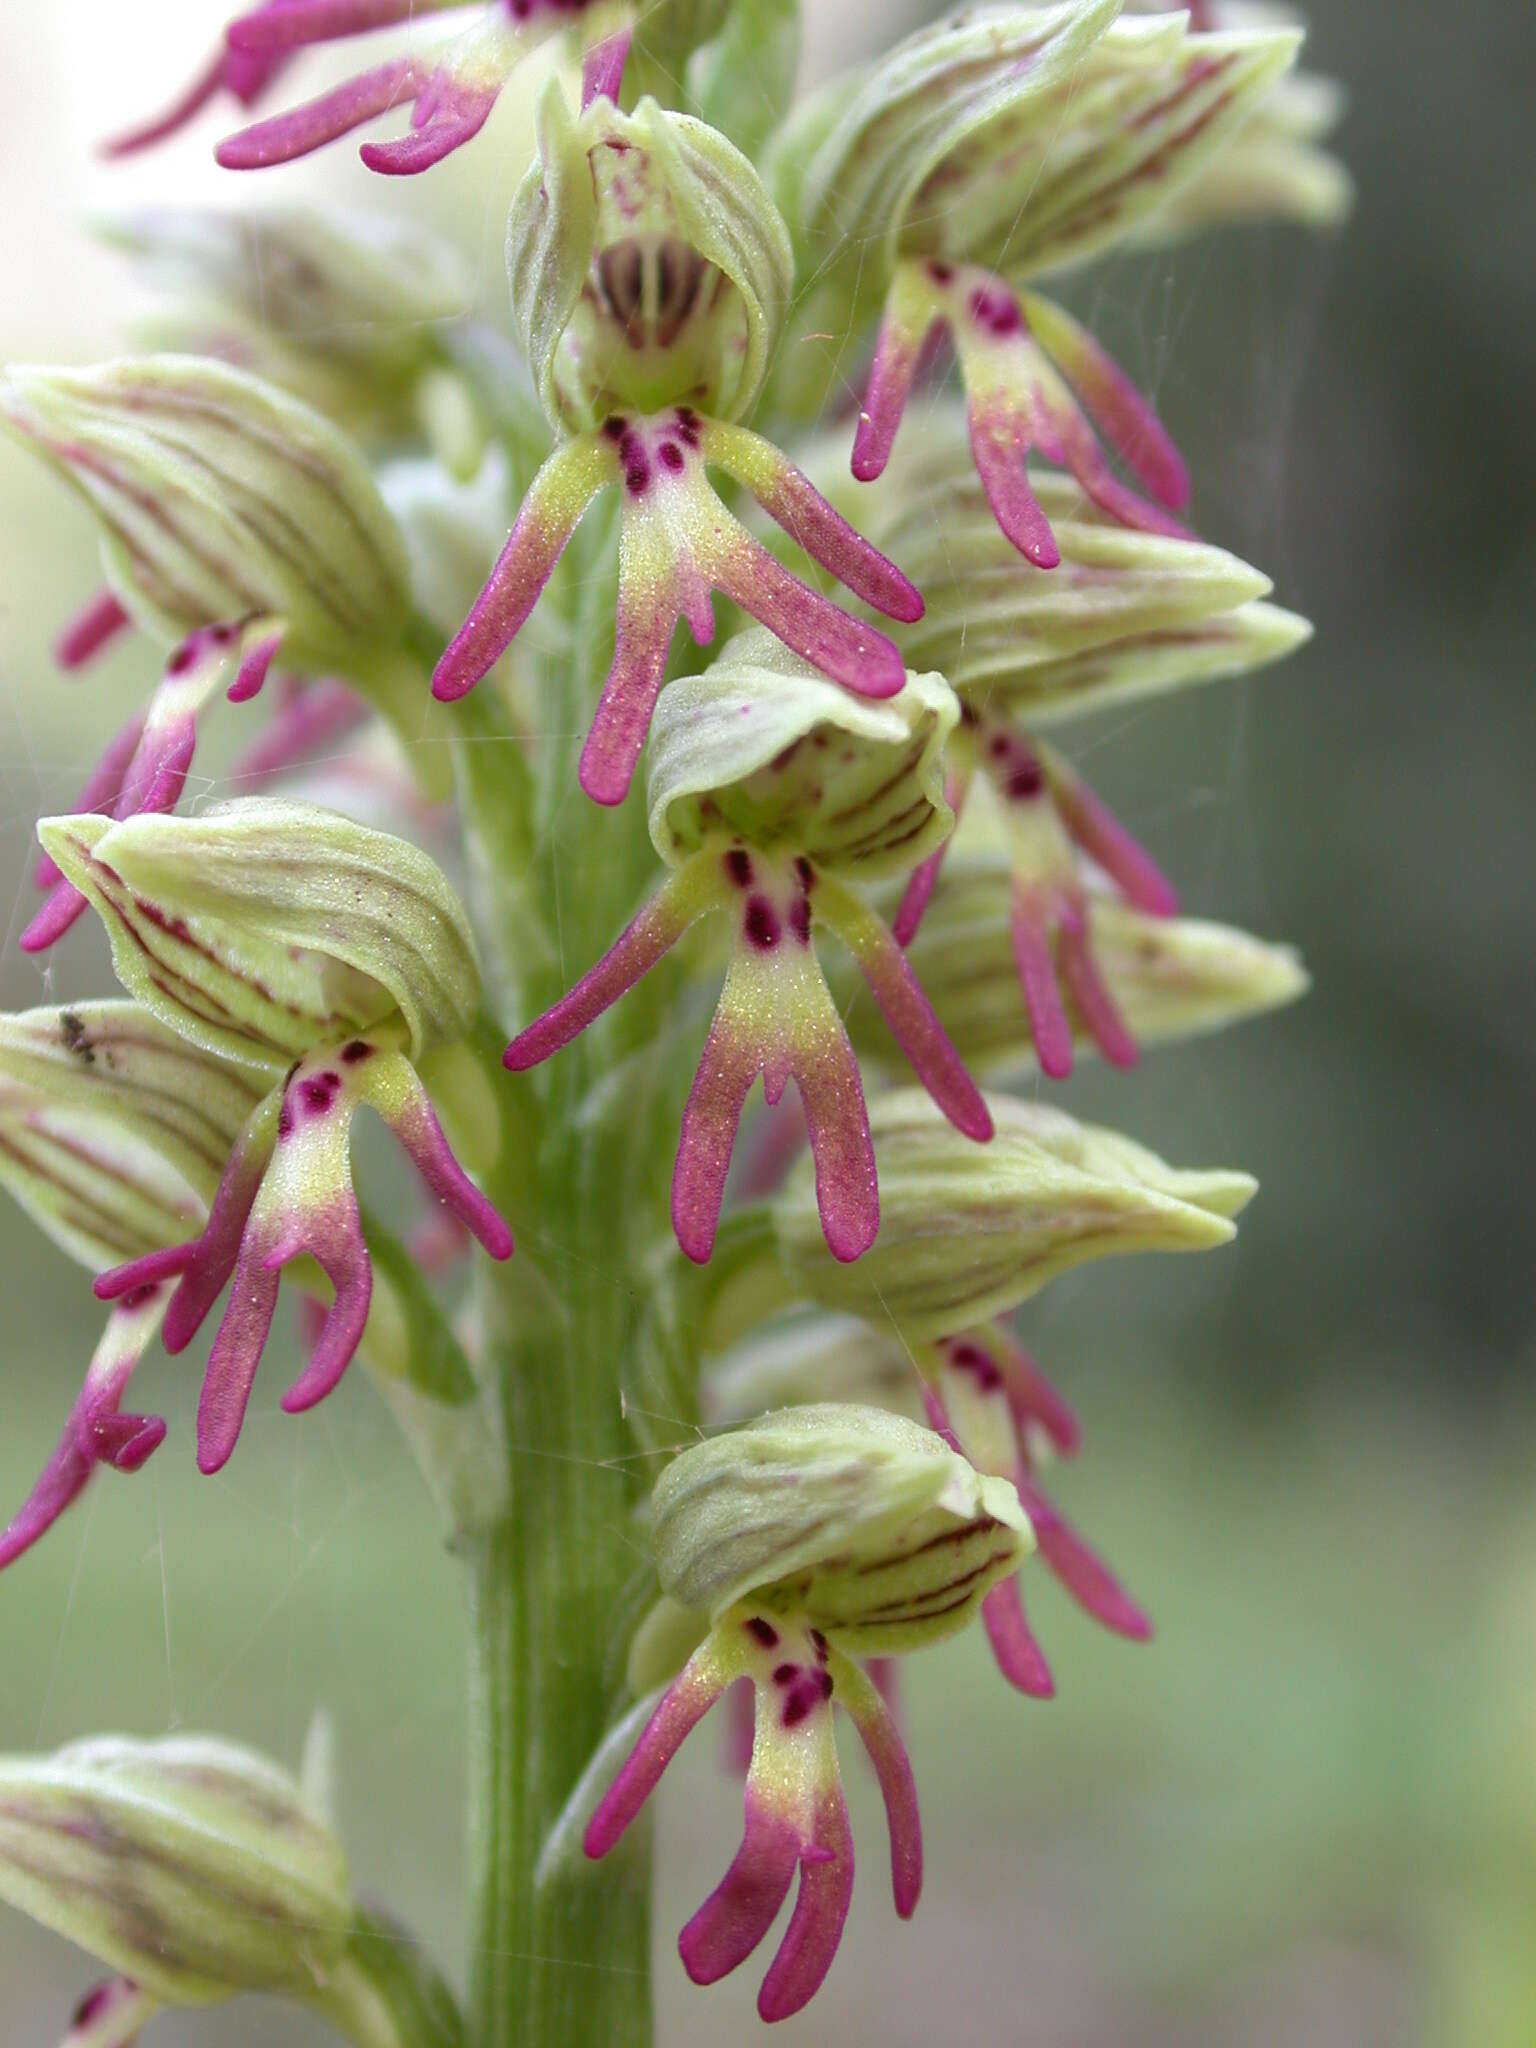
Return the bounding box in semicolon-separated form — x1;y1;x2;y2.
794;856;814;888
789;896;812;946
340;1039;374;1065
928;260;955;284
745;1617;779;1648
624;461;650;495
781;1673;831;1729
772;1662;798;1685
948;1340;1004;1390
72;1986;122;2027
970;286;1023;338
658;440;685;472
810;1626;828;1658
744;896;780;949
278;1099;295;1138
601;414;627;441
300;1072;340;1114
167;643;195;674
1006;760;1044;800
724;848;753;887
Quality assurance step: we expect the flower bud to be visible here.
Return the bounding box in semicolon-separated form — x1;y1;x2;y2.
776;2;1112;276
877;443;1308;723
39;802;481;1075
785;6;1302;559
875;859;1309;1074
0;1734;353;2005
0;1002;261;1271
647;630;958;881
102;205;482;467
651;1402;1030;1651
381;449;518;639
774;1090;1255;1339
0;356;411;665
791;4;1300;281
703;1312;929;1428
1119;1;1351;239
508;82;793;431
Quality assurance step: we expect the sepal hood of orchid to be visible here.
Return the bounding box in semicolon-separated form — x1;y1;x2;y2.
38;801;482;1075
508;78;794;432
775;1088;1255;1340
0;357;411;664
0;1733;353;2004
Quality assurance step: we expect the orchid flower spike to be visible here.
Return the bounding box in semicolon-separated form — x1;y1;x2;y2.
0;1004;262;1568
39;802;512;1476
0;355;433;948
505;635;990;1263
215;0;729;176
779;0;1300;558
587;1406;1030;2020
435;86;922;798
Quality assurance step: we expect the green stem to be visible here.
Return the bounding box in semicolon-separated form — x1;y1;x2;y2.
452;494;680;2048
466;1282;654;2048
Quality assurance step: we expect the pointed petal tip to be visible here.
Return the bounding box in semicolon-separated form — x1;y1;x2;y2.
196;1434;235;1477
958;1099;994;1144
19;884;88;954
576;755;636;807
675;1221;719;1267
825;1210;878;1263
1037;1038;1075;1081
430;660;474;704
107;1415;168;1474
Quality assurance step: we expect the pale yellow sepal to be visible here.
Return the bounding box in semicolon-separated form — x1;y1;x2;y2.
39;802;481;1077
647;629;959;881
0;356;411;664
0;1734;353;2006
0;1002;262;1271
649;1401;1030;1652
774;1089;1255;1339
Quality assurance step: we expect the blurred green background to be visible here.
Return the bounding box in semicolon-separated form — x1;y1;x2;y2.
1;1;1532;2042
